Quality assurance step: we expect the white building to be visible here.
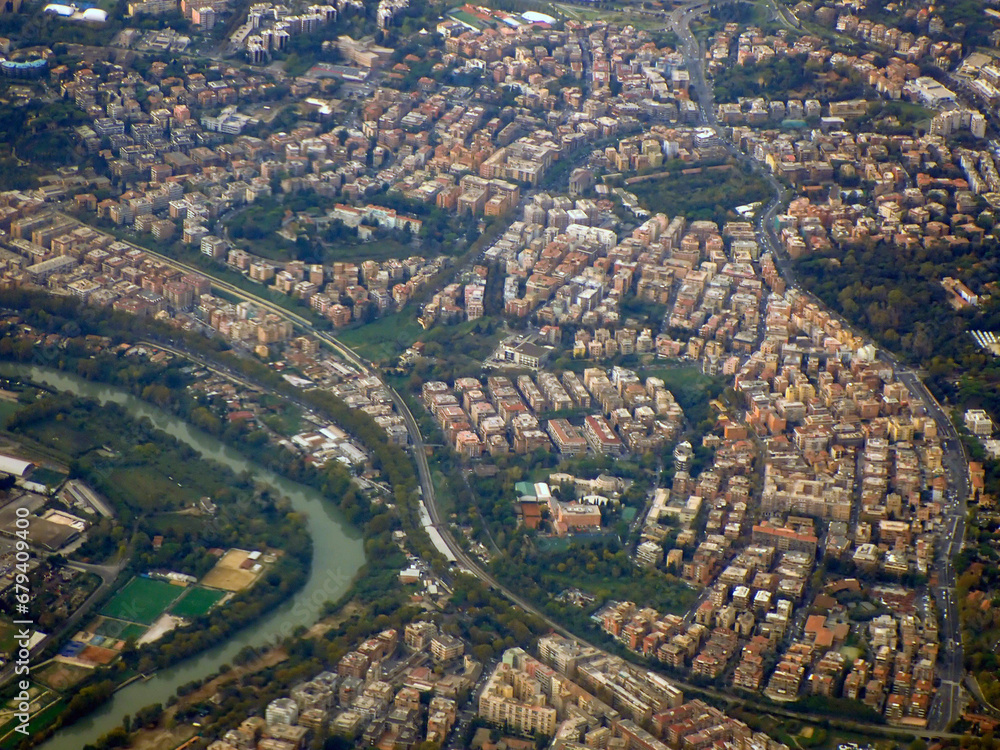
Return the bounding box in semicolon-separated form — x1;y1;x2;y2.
965;409;995;437
265;697;299;726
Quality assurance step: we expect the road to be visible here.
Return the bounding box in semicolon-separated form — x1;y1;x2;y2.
52;0;969;730
53;219;588;631
878;354;969;728
131;317;974;739
665;0;971;729
0;557;127;690
136;340;260;392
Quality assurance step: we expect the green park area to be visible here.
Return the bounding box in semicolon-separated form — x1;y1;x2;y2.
337;312;425;364
9;396;233;513
21;418;106;456
104;466;202;513
630;162;771;227
339;312;504;372
746;714;828;749
641;365;726;425
225;197;412;264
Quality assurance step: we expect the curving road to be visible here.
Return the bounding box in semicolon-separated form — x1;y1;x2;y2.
55;2;970;727
665;0;969;729
56;217;587;636
0;558;127;690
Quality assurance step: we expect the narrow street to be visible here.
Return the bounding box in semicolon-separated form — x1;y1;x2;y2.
663;0;971;729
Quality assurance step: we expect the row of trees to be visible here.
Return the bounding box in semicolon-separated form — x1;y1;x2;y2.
0;293;415;748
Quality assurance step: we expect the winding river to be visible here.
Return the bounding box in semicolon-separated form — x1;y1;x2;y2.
0;364;366;750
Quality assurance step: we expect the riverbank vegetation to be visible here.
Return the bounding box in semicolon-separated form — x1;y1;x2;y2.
0;289;470;747
0;289;572;750
0;392;311;749
0;287;438;558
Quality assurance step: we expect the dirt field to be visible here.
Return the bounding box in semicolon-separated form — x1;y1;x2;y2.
200;549;261;592
35;661;93;691
306;600;364;639
79;645;117;666
129;724;198;750
137;614;182;646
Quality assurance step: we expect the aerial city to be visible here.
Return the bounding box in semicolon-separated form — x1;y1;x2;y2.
0;0;997;747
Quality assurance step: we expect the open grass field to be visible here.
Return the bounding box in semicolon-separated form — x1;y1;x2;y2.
337;312;424;364
0;400;21;426
258;395;303;435
7;398;235;517
169;586;225;619
429;467;454;520
107;467;200;512
642;364;719;397
99;576;185;626
22;421;104;456
639;365;725;423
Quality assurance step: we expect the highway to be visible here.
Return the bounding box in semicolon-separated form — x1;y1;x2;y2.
54;217;596;640
49;0;971;729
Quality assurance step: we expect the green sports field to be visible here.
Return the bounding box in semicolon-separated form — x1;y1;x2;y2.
92;617;147;641
169;586;225;619
99;577;184;626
